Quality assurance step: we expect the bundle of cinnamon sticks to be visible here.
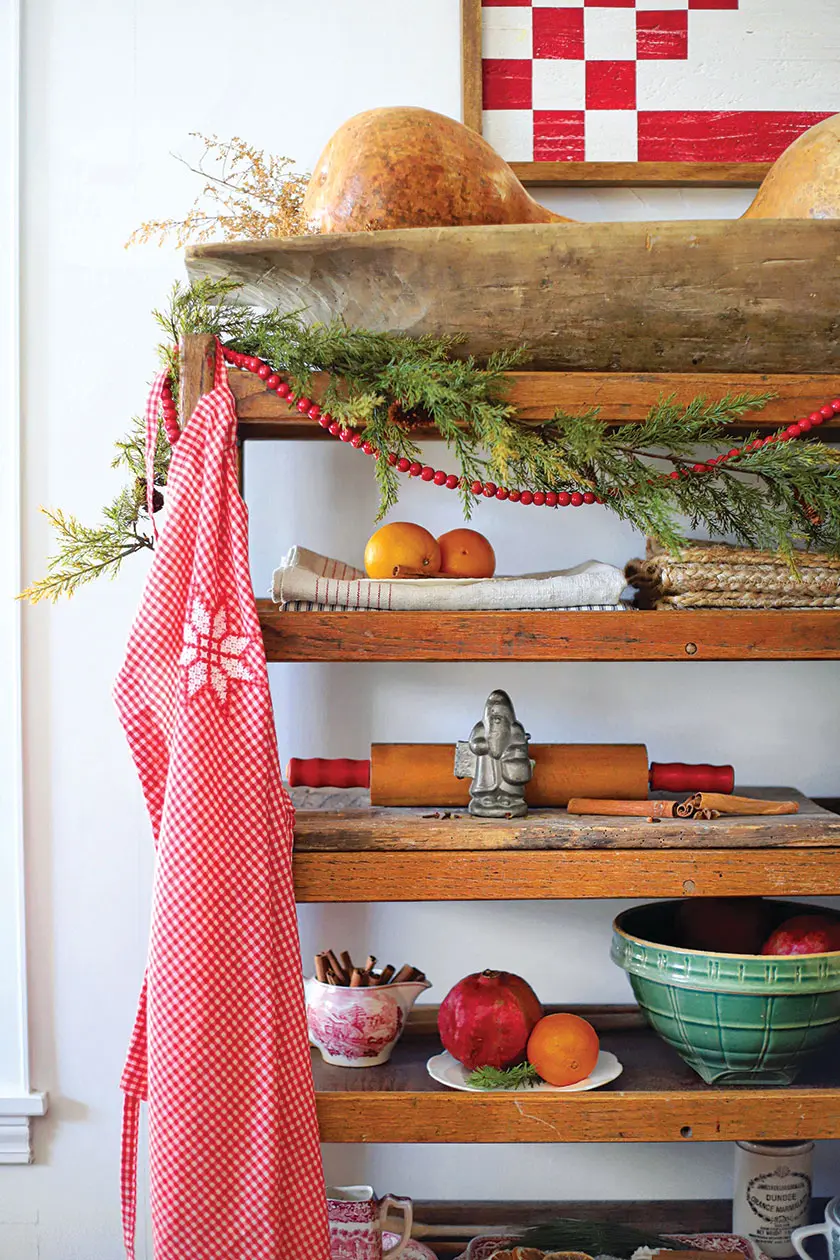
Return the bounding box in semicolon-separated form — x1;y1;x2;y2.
314;948;427;988
566;792;799;819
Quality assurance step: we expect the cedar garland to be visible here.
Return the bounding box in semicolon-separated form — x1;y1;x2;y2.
20;278;840;603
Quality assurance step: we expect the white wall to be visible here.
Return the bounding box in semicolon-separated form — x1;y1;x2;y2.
2;1;838;1256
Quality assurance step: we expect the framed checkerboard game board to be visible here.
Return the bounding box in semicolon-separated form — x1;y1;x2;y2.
462;0;837;185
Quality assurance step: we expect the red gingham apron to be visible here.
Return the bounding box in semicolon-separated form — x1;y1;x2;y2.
114;343;330;1259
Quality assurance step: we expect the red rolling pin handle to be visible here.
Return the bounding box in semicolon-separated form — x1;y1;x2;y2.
649;762;734;794
287;757;371;789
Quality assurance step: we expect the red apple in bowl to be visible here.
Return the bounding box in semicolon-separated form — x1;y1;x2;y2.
762;913;840;956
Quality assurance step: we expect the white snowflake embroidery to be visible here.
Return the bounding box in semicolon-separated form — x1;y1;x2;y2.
179;598;254;705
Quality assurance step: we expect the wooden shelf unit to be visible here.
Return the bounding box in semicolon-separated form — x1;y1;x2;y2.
182;333;840;1197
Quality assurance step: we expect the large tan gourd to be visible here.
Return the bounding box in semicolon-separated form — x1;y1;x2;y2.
744;113;840;219
303;106;571;233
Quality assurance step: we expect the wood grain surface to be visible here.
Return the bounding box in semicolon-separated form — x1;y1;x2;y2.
185;221;840;372
229;364;840;439
180;332;216;427
312;1025;840;1142
509;162;771;188
259;604;840;662
294;846;839;901
293;789;840;852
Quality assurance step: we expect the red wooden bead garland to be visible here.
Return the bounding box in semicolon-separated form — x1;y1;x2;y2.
206;343;839;513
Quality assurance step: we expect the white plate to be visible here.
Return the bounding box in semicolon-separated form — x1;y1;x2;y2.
426;1049;623;1093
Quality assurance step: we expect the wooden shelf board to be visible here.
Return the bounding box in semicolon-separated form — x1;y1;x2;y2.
295;844;840;901
294;789;839;852
313;1023;840;1143
404;1199;832;1258
231;368;840;439
260;604;840;662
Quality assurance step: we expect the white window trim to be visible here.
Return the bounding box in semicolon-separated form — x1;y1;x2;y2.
0;0;47;1163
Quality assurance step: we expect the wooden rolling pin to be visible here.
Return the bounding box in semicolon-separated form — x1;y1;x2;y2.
287;745;734;808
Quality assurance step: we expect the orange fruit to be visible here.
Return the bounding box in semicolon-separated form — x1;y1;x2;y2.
526;1013;599;1087
364;522;441;579
437;528;496;578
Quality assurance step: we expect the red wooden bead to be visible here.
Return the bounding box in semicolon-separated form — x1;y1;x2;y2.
484;481;497;496
809;411;824;426
692;462;706;473
545;492;557;507
433;470;447;485
352;433;366;448
363;441;376;456
570;492;584;507
387;452;398;464
764;435;777;444
520;491;534;505
786;423;802;438
558;491;571;506
820;405;834;420
706;458;719;468
583;491;596;504
482;485;495;497
296;397;312;413
246;356;261;373
471;480;483;494
728;448;740;459
408;461;422;476
799;418;813;433
421;466;435;481
286;393;297;405
445;474;459;489
778;432;793;442
340;428;353;442
532;491;546;506
398;457;411;472
832;400;840;413
221;346;235;361
265;374;280;390
318;416;331;429
508;489;521;503
308;405;321;420
496;486;510;500
257;364;271;380
328;421;341;436
668;470;680;480
276;382;291;398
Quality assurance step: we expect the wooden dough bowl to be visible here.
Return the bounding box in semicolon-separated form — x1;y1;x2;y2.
186;219;840;373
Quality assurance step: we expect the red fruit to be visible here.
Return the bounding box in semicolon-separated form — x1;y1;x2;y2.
438;970;543;1070
762;914;840;956
677;897;770;955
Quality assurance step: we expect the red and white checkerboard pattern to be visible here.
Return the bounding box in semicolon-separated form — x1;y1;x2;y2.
114;351;330;1259
481;0;837;162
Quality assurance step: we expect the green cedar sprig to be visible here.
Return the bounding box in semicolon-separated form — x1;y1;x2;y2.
22;277;840;601
466;1061;542;1089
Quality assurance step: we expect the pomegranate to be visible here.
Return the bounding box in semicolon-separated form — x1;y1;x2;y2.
762;914;840;956
438;970;543;1070
677;897;770;954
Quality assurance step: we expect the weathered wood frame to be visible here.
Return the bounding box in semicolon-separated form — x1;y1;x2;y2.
461;0;771;188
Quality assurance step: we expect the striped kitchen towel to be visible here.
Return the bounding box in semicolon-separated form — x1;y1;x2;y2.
271;546;628;611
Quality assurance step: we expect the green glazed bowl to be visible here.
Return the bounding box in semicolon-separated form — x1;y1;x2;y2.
611;899;840;1085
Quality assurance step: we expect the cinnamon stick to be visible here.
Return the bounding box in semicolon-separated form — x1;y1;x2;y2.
689;792;799;816
325;950;349;985
314;953;329;984
339;951;354;975
376;964;396;986
567;798;678;818
363;955;377;974
350;968;368;988
391;964;418;985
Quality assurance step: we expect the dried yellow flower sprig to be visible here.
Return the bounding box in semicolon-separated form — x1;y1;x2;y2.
126;133;310;247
